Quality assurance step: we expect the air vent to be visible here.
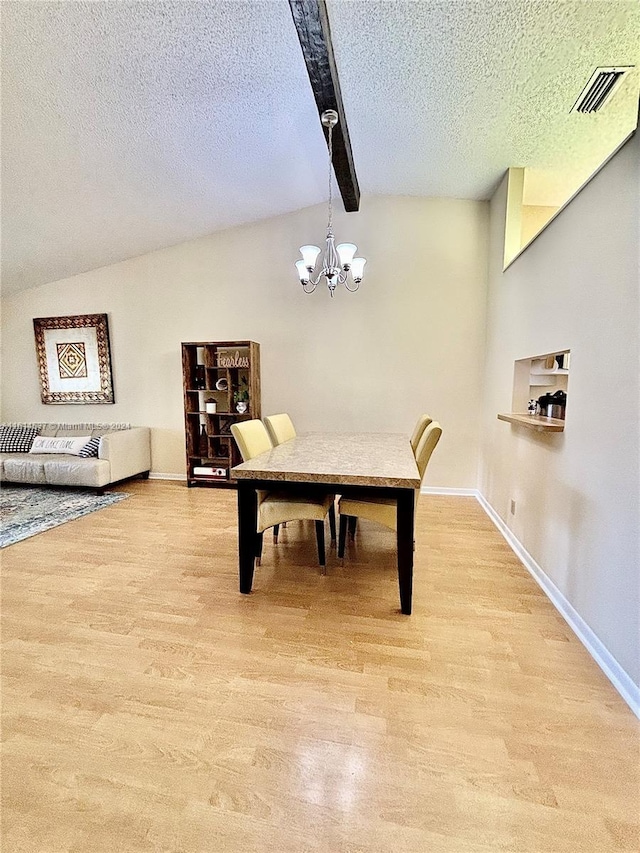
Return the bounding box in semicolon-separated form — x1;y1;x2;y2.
571;66;633;113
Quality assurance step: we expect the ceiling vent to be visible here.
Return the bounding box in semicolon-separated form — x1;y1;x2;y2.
571;66;633;114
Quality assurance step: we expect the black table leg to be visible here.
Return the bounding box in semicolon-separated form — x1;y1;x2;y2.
338;513;348;559
315;520;326;567
328;503;336;542
396;489;415;615
237;481;258;594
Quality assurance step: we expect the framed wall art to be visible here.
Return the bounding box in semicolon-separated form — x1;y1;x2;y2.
33;313;115;404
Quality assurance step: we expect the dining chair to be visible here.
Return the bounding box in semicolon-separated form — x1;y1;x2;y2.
263;414;297;529
339;414;434;544
337;421;442;559
231;419;336;569
264;413;296;446
410;414;433;454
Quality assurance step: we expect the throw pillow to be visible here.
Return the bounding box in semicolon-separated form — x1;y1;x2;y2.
78;436;101;458
29;435;92;456
0;425;39;453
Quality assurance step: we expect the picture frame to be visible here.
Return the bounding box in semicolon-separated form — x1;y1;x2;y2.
33;313;115;404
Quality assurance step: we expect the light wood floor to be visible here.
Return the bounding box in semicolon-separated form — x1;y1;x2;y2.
2;481;638;853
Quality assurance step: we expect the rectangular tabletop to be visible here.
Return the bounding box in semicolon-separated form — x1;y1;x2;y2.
231;432;421;489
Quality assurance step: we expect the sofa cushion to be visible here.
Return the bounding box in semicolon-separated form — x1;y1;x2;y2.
2;453;111;488
3;454;49;484
44;457;111;488
0;426;39;453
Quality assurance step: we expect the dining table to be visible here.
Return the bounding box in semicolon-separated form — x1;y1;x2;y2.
231;432;422;614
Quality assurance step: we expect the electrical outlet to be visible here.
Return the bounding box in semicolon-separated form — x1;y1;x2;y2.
510;499;516;515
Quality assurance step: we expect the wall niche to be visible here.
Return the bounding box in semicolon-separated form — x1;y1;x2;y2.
498;349;570;432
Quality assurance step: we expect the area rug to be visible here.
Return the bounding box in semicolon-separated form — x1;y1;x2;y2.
0;485;129;548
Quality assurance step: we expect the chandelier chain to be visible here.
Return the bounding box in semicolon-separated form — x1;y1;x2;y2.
327;122;333;231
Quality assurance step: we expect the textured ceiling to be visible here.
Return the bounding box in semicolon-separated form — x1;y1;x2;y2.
330;0;640;204
1;1;328;294
2;0;639;294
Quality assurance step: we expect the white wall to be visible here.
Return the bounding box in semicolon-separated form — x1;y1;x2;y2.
0;195;488;487
480;131;640;688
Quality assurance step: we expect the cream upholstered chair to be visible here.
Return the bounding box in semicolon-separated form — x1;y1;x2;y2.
231;418;272;460
342;413;434;542
231;419;336;569
337;422;442;559
338;415;432;539
410;414;433;454
264;413;296;446
263;414;297;530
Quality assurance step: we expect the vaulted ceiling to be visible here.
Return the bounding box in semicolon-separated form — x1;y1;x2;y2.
2;0;639;294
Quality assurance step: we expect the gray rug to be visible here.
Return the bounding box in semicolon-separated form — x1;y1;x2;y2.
0;485;129;548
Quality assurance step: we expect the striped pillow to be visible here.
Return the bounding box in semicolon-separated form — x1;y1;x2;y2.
78;436;101;458
0;426;39;453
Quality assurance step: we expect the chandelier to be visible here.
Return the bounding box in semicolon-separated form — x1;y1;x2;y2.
295;110;366;297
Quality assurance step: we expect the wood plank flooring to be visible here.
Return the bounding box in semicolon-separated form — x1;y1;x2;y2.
2;481;638;852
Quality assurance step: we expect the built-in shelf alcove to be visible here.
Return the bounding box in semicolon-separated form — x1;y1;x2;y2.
498;349;570;433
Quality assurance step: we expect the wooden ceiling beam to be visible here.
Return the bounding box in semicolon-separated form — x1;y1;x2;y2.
288;0;360;212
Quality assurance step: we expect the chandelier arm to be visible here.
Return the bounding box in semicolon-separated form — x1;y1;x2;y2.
343;278;361;293
309;268;324;286
302;280;318;293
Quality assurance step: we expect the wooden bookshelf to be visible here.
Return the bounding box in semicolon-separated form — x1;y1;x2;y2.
181;341;261;487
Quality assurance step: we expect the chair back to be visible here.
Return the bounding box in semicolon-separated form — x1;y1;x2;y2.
231;419;272;462
415;422;442;480
264;413;296;446
410;414;433;453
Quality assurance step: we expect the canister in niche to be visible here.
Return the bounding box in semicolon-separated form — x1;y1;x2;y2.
537;390;567;419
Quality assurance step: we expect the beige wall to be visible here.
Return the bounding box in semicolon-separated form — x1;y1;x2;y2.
480;131;639;687
0;195;488;488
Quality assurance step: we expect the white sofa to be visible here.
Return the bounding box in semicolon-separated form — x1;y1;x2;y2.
0;423;151;493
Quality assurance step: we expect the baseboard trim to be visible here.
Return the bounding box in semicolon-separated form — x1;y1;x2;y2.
148;473;187;481
420;486;479;496
476;492;640;719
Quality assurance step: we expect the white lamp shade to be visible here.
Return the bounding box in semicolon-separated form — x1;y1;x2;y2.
299;245;321;269
295;260;310;283
336;242;357;267
350;257;366;281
